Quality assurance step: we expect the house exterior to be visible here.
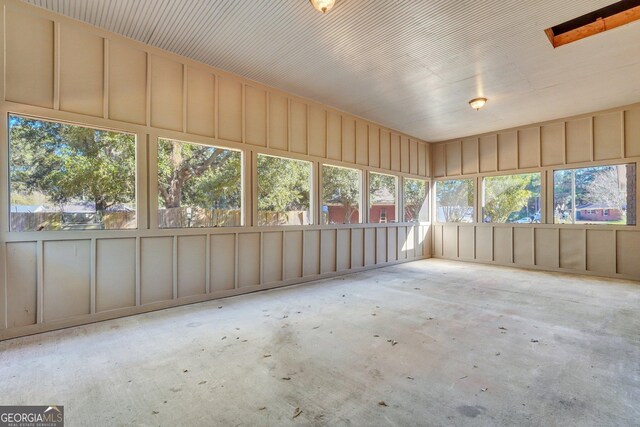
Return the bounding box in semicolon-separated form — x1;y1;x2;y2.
576;204;623;221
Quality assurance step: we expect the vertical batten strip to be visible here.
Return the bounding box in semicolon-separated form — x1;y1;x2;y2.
90;238;96;314
53;21;60;110
182;65;188;133
205;234;211;293
259;231;264;285
172;236;178;299
37;240;44;323
241;83;246;144
103;38;109;119
234;233;239;289
135;236;141;306
213;74;219;140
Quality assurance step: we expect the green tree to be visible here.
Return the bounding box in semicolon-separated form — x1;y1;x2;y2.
257;155;310;212
157;139;241;209
322;166;360;223
436;179;474;222
484;174;538;223
9;116;135;214
404;178;427;221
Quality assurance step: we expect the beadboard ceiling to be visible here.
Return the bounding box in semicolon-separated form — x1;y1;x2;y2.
22;0;640;142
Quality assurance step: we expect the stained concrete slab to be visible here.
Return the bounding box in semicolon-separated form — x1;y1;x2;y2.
1;259;639;426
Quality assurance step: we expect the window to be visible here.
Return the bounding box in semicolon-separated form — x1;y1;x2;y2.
369;173;397;223
482;173;541;223
554;164;636;225
404;178;429;222
435;179;474;223
9;115;136;231
321;165;361;224
257;154;312;226
157;138;242;228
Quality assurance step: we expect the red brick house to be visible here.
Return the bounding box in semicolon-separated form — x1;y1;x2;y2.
576;203;623;221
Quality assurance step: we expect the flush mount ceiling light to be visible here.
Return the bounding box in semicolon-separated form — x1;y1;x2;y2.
309;0;336;13
469;97;487;110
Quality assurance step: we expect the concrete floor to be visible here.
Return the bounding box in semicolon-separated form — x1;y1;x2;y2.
1;259;639;426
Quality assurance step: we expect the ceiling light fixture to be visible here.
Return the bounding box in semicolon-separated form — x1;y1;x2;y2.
309;0;336;13
469;97;487;110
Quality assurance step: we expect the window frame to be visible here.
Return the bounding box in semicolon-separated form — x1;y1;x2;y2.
368;171;399;224
320;162;363;225
481;172;542;224
255;153;314;227
7;113;139;233
434;178;476;224
402;176;430;223
155;137;244;229
551;162;636;227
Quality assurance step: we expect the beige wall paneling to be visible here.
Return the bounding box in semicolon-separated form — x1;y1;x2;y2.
341;116;356;163
186;67;215;137
418;142;427;176
355;121;369;166
616;231;640;276
376;227;387;264
6;242;37;327
479;135;498;173
210;234;236;291
593;112;623;161
586;230;615;275
303;230;320;276
390;133;402;172
387;227;398;262
369;126;380;168
263;232;284;283
410;139;419;175
534;228;559;269
268;93;288;151
493;227;512;264
150;55;183;131
624;108;640;157
244;85;267;147
43;240;91;322
458;226;474;259
284;230;303;279
462;138;479;175
108;42;147;125
497;132;518;171
565;117;592;164
425;143;432;177
59;26;103;117
218;77;243;142
336;229;351;271
96;238;135;312
446;141;462;176
140;237;173;304
327;112;342;161
513;228;533;266
5;8;54;108
518;127;540;169
238;233;260;287
540;123;565;166
177;235;206;298
364;228;376;266
308;105;326;158
290;100;308;154
559;229;585;270
351;228;365;267
321;229;337;273
433;225;443;257
442;226;458;258
400;136;410;173
397;226;407;260
475;226;493;261
380;130;391;170
433;144;446;177
422;226;432;258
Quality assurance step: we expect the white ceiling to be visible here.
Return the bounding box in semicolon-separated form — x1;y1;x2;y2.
23;0;640;142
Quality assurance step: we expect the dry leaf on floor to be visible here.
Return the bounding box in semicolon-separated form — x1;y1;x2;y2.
293;407;302;418
378;401;388;406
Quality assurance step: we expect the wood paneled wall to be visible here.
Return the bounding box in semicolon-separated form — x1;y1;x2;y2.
431;104;640;281
0;0;431;340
